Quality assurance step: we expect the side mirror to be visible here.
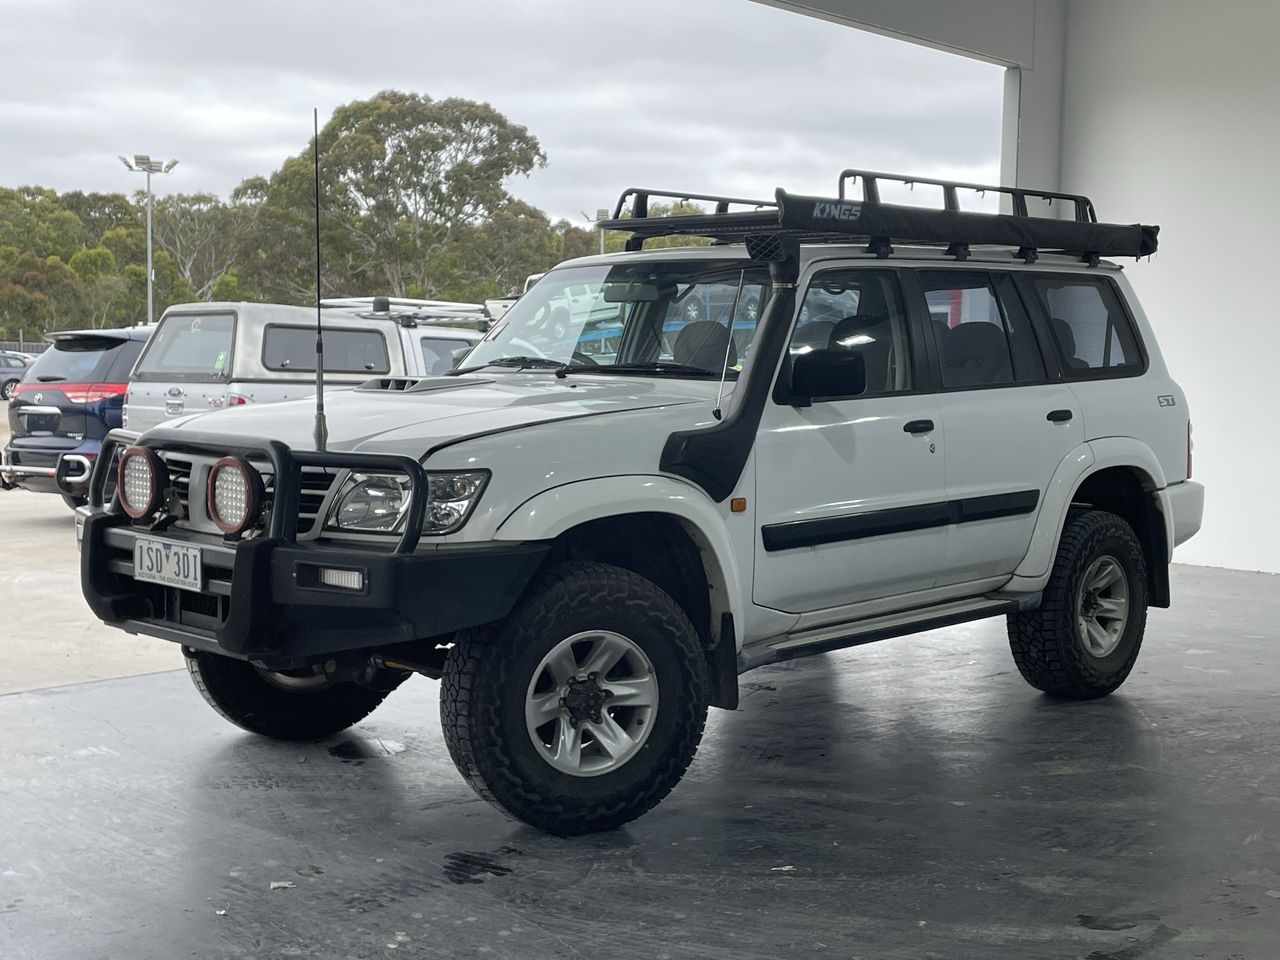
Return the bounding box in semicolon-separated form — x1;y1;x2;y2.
789;349;866;404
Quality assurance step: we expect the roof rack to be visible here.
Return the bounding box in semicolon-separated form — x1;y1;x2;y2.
321;296;484;313
600;171;1157;264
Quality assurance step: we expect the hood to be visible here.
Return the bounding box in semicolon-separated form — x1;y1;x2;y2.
156;373;715;454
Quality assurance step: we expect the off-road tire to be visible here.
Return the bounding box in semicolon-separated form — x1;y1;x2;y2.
1008;509;1148;699
440;561;709;836
184;648;391;740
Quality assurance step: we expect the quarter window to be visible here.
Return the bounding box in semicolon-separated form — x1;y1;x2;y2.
1031;277;1142;376
790;270;913;395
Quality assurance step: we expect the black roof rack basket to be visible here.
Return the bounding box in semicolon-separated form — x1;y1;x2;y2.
601;170;1158;263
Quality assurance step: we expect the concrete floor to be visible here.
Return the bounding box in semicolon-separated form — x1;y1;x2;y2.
3;557;1280;958
5;402;1280;957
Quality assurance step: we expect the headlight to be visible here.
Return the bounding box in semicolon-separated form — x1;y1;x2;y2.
331;474;413;532
117;446;167;520
325;470;488;536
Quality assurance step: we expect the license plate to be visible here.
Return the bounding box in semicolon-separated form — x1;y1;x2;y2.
133;536;203;592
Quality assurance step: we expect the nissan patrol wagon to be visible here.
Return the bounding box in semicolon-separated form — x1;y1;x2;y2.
77;170;1203;835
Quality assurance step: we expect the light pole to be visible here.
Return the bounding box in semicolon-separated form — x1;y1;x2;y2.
582;208;611;255
118;154;178;325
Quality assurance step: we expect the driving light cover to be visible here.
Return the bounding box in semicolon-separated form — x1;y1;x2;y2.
117;446;168;520
206;456;264;537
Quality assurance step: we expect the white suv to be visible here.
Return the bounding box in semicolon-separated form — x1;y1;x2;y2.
77;171;1203;835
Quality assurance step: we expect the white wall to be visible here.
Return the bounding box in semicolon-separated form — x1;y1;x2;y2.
1060;0;1280;572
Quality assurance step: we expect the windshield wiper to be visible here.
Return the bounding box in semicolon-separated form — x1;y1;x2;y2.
449;356;566;375
37;376;67;382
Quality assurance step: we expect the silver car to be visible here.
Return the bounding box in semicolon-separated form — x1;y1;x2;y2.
125;301;485;433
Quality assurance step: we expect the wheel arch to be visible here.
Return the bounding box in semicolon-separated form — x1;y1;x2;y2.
1013;438;1172;606
494;477;745;708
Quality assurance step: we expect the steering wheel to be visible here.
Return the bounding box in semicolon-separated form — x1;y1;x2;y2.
507;338;547;358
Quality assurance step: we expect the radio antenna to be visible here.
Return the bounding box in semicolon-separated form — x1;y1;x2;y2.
712;268;747;421
311;107;328;452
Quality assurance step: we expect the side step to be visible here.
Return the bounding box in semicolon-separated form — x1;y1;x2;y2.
741;597;1019;672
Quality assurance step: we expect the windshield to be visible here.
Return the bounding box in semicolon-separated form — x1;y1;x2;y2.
463;260;770;377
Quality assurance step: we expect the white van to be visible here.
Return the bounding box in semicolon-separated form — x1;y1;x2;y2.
125;301;484;433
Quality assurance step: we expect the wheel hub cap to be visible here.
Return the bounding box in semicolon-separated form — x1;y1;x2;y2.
1076;555;1130;659
525;630;658;778
561;675;610;724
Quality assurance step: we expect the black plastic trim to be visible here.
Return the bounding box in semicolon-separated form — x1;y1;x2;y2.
761;489;1040;552
81;510;553;667
660;242;801;502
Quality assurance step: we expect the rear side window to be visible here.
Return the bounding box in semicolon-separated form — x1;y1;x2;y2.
420;337;471;375
135;313;235;380
922;272;1015;388
263;325;389;374
105;339;146;381
27;337;126;383
1030;277;1143;377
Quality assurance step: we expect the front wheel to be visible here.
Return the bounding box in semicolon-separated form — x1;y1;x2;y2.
184;648;393;740
1007;509;1148;699
440;561;709;835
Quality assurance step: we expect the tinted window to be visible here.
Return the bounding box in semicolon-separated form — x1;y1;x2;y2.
26;337;127;383
263;326;389;374
421;337;472;375
922;271;1015;389
1031;277;1142;376
792;269;913;394
105;338;146;381
993;273;1046;382
135;313;235;379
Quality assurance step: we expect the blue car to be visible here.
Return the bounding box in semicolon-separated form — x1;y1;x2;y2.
1;328;151;508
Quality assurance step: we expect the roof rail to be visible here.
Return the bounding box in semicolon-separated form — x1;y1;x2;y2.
600;171;1157;263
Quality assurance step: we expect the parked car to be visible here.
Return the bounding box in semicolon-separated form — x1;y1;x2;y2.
1;351;32;399
125;300;485;434
76;171;1201;837
2;328;151;506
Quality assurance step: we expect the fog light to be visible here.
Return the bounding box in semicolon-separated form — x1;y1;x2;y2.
319;567;364;591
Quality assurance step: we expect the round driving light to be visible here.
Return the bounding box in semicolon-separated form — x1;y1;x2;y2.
116;446;167;520
206;456;263;536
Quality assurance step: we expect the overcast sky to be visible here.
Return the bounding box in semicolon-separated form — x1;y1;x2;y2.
0;0;1003;224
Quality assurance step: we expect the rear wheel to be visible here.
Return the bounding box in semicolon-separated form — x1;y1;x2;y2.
184;648;392;740
1008;510;1148;699
1;379;15;400
440;561;709;835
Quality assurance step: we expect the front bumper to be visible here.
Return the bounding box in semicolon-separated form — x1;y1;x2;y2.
81;510;550;668
79;427;550;669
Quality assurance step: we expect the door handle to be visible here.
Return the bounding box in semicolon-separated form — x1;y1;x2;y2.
903;419;935;435
1046;409;1074;423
